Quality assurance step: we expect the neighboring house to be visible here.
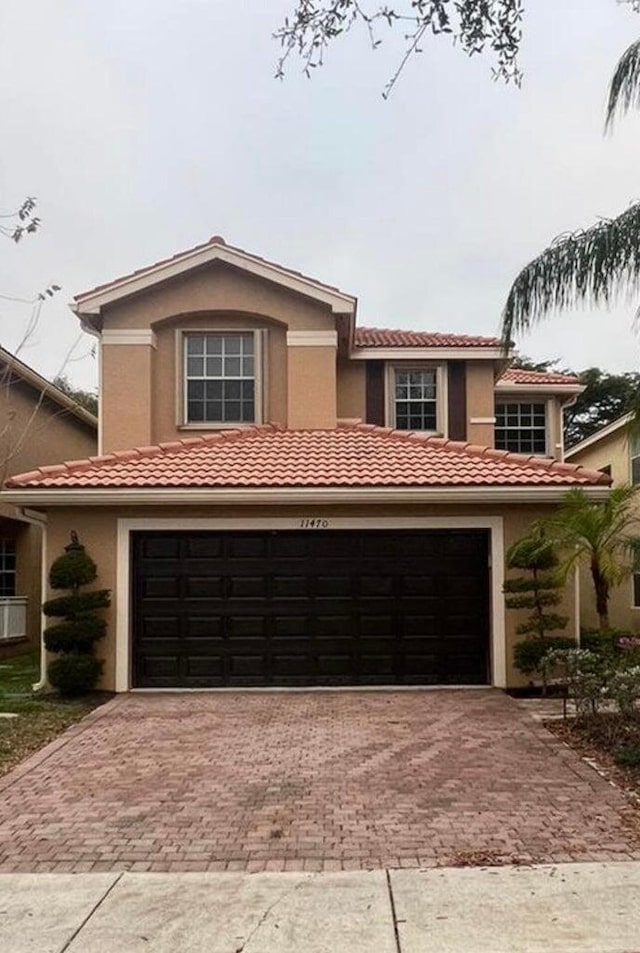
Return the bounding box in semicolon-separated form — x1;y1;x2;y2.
1;236;608;690
0;346;97;653
565;414;640;635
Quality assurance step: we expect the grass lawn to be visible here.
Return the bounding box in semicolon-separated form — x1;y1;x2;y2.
0;650;106;778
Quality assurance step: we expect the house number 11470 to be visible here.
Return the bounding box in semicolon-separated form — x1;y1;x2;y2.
299;518;330;529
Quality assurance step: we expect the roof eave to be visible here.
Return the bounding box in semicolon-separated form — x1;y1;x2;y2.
0;485;611;506
495;383;585;396
0;347;98;430
351;346;506;361
71;243;357;321
565;412;634;459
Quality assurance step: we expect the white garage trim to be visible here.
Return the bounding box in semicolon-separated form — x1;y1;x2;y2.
116;516;506;693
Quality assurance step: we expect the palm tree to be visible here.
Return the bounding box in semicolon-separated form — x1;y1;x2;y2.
501;38;640;347
540;486;640;632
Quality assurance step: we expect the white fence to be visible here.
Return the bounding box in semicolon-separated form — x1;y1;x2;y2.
0;598;27;641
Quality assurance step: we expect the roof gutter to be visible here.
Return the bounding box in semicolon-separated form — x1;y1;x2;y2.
0;485;611;506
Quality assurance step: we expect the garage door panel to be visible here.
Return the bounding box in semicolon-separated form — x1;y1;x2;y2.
185;616;223;638
271;576;309;598
272;616;309;636
132;530;490;688
185;576;224;598
185;656;224;677
185;536;223;558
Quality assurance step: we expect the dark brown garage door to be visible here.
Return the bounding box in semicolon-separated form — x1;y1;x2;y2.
131;530;490;688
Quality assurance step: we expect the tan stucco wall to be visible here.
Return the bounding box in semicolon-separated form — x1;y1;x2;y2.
287;346;337;428
336;360;366;422
0;379;96;480
35;500;576;692
99;263;344;447
568;430;631;486
102;262;338;332
466;362;495;446
0;380;96;645
567;429;639;634
101;343;153;451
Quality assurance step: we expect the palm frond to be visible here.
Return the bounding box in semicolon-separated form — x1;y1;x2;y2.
606;37;640;131
500;202;640;346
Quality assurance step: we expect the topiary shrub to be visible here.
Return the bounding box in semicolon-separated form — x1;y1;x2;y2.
48;654;104;696
43;531;110;695
504;527;570;690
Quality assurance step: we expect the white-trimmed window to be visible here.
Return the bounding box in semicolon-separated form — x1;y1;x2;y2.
495;401;547;455
631;433;640;485
633;553;640;609
390;366;442;432
184;332;258;425
0;540;16;598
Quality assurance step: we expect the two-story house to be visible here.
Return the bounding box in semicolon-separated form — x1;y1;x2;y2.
0;346;97;653
565;414;640;635
1;237;609;691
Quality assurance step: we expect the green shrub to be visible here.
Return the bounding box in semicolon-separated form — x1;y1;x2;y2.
513;636;576;677
44;617;107;654
44;534;110;697
606;666;640;715
43;590;111;619
614;746;640;768
581;629;632;659
48;654;104;695
541;648;603;716
49;548;97;590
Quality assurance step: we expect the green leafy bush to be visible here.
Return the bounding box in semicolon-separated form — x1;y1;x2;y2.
614;746;640;769
541;648;603;716
606;667;640;715
513;636;576;676
581;629;633;659
48;654;104;696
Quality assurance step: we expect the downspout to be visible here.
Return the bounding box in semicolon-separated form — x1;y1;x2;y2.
574;566;581;647
15;506;48;692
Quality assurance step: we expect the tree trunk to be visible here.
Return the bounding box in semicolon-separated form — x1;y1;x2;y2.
590;557;610;632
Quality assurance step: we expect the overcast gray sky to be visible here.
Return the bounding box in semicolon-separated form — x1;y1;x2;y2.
1;0;640;391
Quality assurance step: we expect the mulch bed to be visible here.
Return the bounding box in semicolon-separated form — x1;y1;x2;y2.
546;714;640;804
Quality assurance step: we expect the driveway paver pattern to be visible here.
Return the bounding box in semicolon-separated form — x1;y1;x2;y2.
0;690;638;872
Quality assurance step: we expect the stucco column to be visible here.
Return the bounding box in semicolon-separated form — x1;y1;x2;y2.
466;361;496;447
100;330;156;453
286;331;337;429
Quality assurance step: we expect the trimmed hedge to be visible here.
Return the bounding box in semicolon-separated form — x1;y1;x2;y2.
43;590;111;619
44;617;107;654
513;636;577;676
48;654;104;696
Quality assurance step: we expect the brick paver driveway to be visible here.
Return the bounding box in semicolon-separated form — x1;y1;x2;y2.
0;690;639;873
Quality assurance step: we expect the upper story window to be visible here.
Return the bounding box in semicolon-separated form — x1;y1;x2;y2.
631;433;640;485
184;332;256;425
0;540;16;598
495;401;547;455
391;367;440;432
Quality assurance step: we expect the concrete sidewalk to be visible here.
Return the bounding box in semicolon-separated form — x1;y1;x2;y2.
1;862;639;952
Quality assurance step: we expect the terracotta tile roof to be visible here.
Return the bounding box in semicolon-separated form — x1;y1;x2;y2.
498;368;581;386
74;235;347;302
354;327;502;348
5;425;609;490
